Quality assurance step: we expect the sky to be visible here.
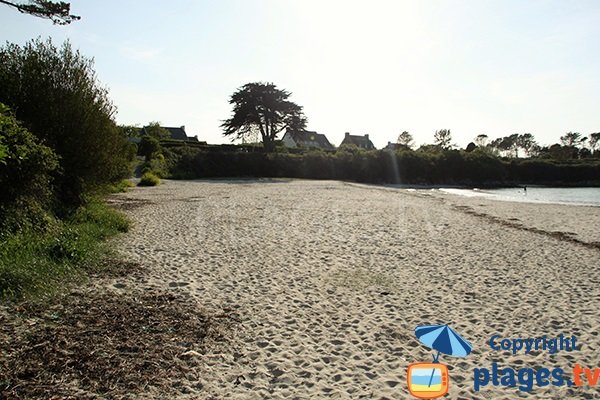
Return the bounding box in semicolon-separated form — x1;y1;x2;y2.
1;0;599;148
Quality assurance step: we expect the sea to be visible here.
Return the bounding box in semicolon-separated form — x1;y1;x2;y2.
437;187;600;206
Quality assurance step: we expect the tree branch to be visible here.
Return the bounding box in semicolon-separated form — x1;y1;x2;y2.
0;0;80;24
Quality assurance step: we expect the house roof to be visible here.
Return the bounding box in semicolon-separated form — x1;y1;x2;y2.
286;130;335;150
341;133;375;149
163;127;188;140
140;125;189;141
385;142;410;150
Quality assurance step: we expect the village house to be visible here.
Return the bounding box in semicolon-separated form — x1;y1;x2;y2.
281;129;335;150
340;132;375;150
139;125;199;142
385;142;411;151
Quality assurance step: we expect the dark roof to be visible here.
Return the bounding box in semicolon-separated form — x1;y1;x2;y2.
163;127;188;140
286;130;335;150
140;125;189;141
385;142;410;151
340;133;375;150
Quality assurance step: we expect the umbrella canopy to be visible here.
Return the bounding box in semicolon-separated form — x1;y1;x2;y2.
415;324;472;357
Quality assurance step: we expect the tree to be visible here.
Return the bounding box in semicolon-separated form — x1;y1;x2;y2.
0;0;79;24
588;132;600;152
490;134;519;157
433;129;452;150
540;143;578;160
138;136;161;160
119;124;141;139
516;133;538;157
0;38;131;206
221;82;306;152
560;132;586;148
474;134;488;148
144;122;170;139
397;131;414;149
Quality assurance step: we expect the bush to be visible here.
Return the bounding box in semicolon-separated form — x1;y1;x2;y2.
108;179;134;193
140;156;169;178
163;146;600;186
0;38;133;206
138;172;160;186
0;104;60;232
138;135;161;160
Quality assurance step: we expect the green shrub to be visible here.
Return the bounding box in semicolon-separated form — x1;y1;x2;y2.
138;172;160;186
138;135;161;160
0;38;133;206
108;179;134;193
162;145;600;185
0;104;60;232
71;200;130;235
140;156;169;178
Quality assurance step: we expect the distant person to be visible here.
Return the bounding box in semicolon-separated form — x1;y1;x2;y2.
523;186;527;195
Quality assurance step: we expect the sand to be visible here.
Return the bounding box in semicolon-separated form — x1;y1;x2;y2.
106;179;600;399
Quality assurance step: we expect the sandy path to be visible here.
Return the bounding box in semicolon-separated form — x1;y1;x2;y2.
109;180;600;399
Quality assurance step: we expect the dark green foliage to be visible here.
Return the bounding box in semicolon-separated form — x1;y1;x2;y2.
433;129;452;150
516;133;538;156
560;132;586;147
221;82;307;152
507;159;600;184
397;131;414;149
0;104;59;232
143;122;170;139
538;144;579;161
0;38;132;206
164;146;600;186
589;133;600;153
138;136;161;160
490;134;519;157
119;124;141;139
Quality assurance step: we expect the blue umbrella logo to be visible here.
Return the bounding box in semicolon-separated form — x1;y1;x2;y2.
415;324;473;361
413;324;473;390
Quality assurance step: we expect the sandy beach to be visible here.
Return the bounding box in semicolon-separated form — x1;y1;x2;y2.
104;179;599;399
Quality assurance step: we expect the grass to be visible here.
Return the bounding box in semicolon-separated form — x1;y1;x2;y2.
138;172;160;186
108;179;135;193
0;199;129;300
329;268;397;292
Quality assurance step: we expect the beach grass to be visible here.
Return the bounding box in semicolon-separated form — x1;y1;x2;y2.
138;172;161;187
108;179;135;193
0;200;129;300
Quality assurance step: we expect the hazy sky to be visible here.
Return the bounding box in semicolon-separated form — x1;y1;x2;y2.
1;0;599;148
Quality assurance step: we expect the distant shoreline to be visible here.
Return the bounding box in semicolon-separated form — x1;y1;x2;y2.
432;187;599;207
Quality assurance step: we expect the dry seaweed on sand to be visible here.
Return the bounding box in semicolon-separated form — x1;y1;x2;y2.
0;291;239;399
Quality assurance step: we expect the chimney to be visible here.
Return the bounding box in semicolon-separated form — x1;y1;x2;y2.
345;132;350;138
365;134;369;139
181;125;185;132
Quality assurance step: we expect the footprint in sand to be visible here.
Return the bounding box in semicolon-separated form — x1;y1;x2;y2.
168;281;190;288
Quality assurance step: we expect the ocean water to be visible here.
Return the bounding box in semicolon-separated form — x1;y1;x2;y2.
439;187;600;206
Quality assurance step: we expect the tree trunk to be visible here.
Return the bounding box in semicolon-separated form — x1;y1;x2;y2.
263;138;275;152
